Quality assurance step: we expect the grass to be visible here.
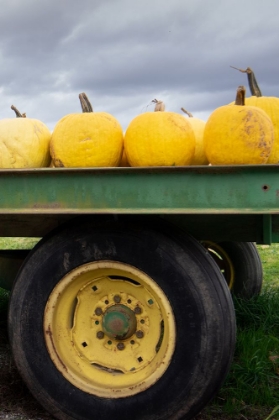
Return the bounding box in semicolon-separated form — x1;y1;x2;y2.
213;291;279;414
1;241;279;419
257;245;279;287
199;244;279;419
0;237;40;250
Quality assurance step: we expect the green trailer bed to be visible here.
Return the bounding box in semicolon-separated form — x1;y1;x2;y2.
0;165;278;241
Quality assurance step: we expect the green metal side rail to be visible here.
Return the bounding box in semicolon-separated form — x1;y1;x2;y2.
0;165;278;243
0;165;278;214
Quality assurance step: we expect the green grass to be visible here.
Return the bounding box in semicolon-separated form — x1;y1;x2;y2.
258;245;279;287
0;237;39;250
215;291;279;411
205;244;279;419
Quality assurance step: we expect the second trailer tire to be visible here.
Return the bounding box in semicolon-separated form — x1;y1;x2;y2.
8;217;236;420
202;241;263;298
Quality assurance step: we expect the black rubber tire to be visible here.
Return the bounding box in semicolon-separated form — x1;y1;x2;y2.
202;241;263;298
218;241;263;298
8;217;236;420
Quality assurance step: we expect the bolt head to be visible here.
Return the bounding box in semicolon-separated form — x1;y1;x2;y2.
95;307;103;316
136;330;144;339
117;342;125;350
134;306;142;314
97;331;105;339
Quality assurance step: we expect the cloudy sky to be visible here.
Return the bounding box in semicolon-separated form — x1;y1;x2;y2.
0;0;278;132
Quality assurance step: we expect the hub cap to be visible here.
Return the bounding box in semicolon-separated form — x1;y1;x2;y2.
102;304;137;340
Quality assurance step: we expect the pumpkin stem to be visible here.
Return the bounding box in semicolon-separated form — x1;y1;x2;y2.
234;85;246;106
11;105;26;118
79;93;93;112
181;107;193;118
230;65;262;97
152;99;165;112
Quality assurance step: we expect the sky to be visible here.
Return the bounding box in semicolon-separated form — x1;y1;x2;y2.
0;0;278;132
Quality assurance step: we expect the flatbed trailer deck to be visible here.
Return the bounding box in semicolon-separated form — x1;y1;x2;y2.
0;165;278;239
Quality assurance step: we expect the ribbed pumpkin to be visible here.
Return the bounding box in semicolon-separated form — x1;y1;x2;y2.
124;100;196;167
50;93;124;167
181;108;208;165
0;106;51;168
231;66;279;163
204;86;274;165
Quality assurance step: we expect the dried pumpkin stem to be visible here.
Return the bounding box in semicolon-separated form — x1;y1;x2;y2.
152;99;165;112
230;65;262;97
181;107;193;118
11;105;26;118
79;93;93;113
234;85;246;106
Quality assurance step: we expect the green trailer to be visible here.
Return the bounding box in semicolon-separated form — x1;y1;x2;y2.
1;165;278;420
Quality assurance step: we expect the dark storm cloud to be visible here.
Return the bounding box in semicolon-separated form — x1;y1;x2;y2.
0;0;277;131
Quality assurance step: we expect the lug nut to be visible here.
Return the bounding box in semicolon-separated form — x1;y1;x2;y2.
114;295;121;303
136;330;144;339
95;307;103;316
97;331;105;339
117;342;125;350
134;306;142;314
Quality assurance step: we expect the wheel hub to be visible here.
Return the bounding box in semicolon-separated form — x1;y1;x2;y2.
102;304;137;340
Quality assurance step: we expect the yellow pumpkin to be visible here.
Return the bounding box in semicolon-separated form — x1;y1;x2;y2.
124;100;196;167
0;106;51;168
245;96;279;163
204;86;274;165
231;66;279;163
50;93;124;167
181;108;208;165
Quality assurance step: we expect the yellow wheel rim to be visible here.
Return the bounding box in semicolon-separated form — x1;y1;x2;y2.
201;241;235;289
44;261;176;398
